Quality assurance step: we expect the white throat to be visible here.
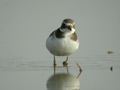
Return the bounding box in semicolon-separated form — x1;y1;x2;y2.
60;28;75;34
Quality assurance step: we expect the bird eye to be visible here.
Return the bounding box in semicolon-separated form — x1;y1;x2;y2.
61;23;66;29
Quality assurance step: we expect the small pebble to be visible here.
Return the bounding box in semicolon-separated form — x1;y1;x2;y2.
107;51;114;54
110;66;113;71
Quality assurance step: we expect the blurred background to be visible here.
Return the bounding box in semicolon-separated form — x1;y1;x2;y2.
0;0;120;60
0;1;120;90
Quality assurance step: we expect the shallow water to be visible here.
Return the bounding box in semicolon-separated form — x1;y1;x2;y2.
0;0;120;90
0;54;120;90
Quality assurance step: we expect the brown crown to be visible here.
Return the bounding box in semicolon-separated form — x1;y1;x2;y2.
63;18;74;24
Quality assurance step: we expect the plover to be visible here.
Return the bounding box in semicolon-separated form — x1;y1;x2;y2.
46;18;79;66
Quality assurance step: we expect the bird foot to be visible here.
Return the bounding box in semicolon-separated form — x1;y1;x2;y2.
63;61;68;66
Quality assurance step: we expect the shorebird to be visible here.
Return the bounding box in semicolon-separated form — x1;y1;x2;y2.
46;18;79;66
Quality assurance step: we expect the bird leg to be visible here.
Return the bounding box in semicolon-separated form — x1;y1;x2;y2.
53;56;57;66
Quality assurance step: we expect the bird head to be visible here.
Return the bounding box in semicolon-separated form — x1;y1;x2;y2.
60;18;75;33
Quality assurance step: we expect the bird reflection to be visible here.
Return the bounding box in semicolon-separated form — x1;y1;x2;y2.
46;66;81;90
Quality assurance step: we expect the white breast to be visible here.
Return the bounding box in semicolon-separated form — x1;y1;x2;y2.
46;33;79;56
